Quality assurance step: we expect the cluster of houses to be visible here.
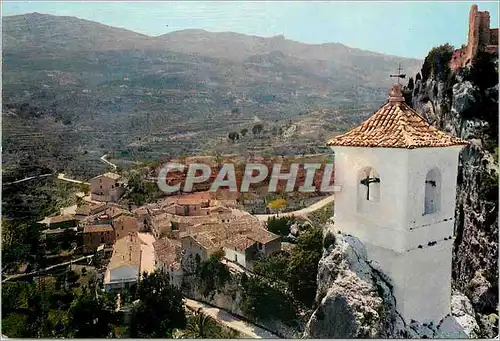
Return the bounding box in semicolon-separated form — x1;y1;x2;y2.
39;171;282;292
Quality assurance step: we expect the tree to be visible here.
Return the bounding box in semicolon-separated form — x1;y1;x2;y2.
252;123;263;136
65;293;115;337
415;72;422;81
253;250;291;282
240;128;248;137
228;132;239;143
195;250;231;298
129;270;186;338
183;309;217;338
267;198;287;213
240;275;297;326
230;108;240;114
407;77;414;91
421;43;454;81
266;216;293;236
287;226;323;307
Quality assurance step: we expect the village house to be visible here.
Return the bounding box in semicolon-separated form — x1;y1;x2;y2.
139;192;238;239
75;203;109;218
82;224;115;253
180;216;281;271
41;215;79;229
104;232;142;292
113;214;140;240
90;172;126;202
153;237;183;288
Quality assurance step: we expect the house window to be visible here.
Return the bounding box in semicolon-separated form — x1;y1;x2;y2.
358;167;380;202
100;185;103;189
424;168;441;215
257;242;263;250
234;254;238;262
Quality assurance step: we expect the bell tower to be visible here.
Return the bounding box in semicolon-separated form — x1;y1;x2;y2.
327;83;469;323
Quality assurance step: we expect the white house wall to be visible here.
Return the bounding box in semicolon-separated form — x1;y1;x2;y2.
223;247;247;268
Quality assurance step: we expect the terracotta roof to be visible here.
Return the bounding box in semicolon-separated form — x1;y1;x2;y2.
327;84;469;149
75;205;92;216
106;206;132;219
91;172;121;180
153;238;181;266
108;232;142;270
225;236;256;252
182;216;278;252
49;215;77;224
84;224;114;233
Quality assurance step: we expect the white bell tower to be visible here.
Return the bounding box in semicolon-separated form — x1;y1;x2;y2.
327;83;469;324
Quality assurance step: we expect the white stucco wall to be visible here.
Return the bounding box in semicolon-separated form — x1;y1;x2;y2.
331;145;462;324
332;146;409;252
223;247;247;268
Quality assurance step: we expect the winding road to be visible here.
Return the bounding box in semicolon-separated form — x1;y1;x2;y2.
3;173;53;186
255;191;338;221
100;154;117;170
57;173;90;185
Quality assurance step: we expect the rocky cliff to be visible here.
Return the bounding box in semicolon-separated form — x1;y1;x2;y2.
411;50;498;337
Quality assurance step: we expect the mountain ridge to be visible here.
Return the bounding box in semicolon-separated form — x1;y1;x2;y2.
4;12;422;61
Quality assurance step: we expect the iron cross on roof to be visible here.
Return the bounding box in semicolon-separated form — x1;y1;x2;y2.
390;63;406;84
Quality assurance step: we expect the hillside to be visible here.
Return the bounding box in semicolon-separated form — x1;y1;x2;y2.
2;13;422;180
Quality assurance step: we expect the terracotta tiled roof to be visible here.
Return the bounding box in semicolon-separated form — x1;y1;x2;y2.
153;238;181;266
108;232;142;270
49;215;77;224
327;84;469;149
91;172;121;181
181;216;279;252
84;224;114;233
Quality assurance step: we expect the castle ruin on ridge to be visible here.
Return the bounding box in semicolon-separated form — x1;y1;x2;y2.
450;4;498;71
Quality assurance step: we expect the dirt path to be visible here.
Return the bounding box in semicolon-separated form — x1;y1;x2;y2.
100;154;117;170
183;298;280;339
57;173;90;185
3;173;53;186
255;192;338;221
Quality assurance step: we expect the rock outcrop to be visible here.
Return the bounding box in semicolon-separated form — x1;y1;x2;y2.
304;229;405;338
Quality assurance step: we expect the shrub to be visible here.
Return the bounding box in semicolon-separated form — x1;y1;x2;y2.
240;276;297;326
266;216;294;236
323;230;336;249
195;252;231;297
421;44;454;81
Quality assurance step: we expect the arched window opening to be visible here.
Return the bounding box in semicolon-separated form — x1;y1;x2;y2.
358;167;381;203
424;168;441;215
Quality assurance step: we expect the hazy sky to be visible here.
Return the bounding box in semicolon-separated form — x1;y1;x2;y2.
2;1;499;59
